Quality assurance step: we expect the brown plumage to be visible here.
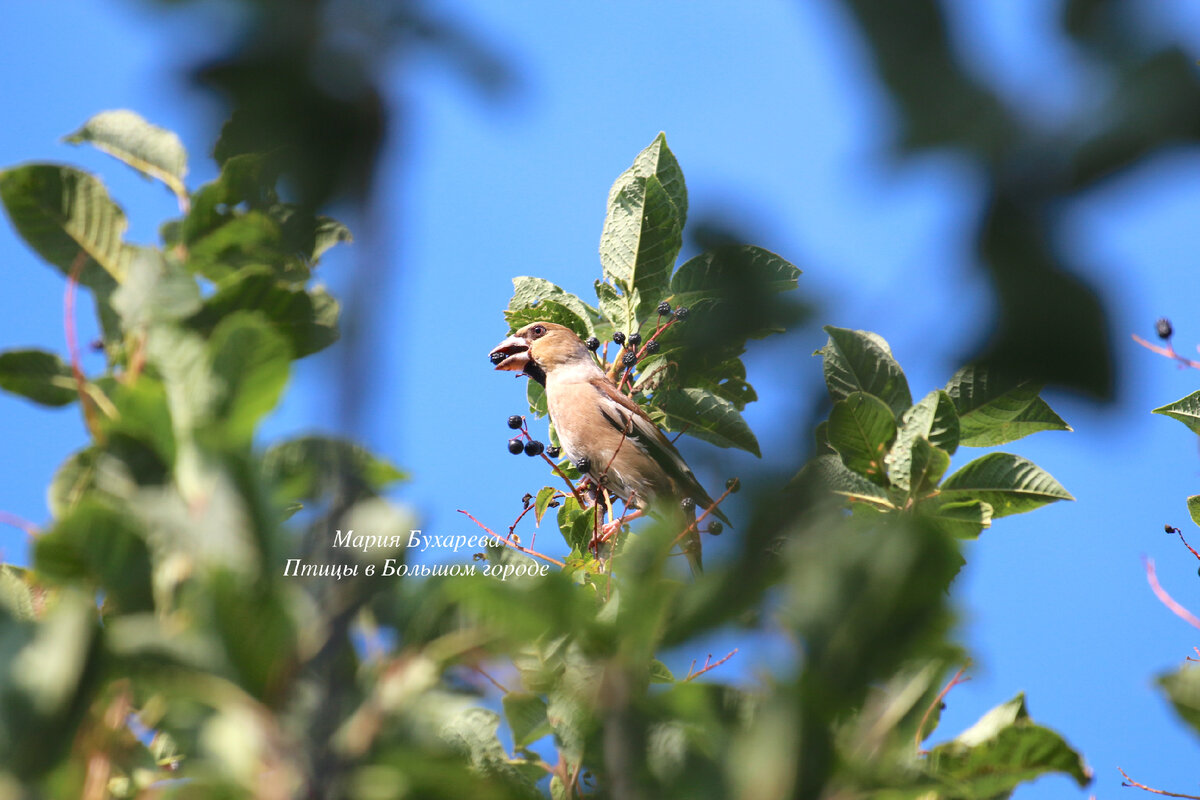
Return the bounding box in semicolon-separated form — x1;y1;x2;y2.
490;321;727;572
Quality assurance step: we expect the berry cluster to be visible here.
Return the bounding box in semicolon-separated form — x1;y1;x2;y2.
503;414;559;458
603;299;690;388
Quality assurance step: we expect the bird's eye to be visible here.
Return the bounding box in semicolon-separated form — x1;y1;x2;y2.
531;325;546;337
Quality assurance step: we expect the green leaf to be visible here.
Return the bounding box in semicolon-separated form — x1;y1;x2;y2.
595;278;633;336
526;379;548;418
207;312;291;443
1153;390;1200;435
795;454;895;510
262;436;407;503
599;134;685;317
927;694;1091;795
827;392;897;484
502;692;552;748
101;379;176;466
817;326;912;415
64;110;188;201
556;496;596;553
919;498;994;540
907;438;951;495
888;391;959;494
1189;495;1200;529
507;277;599;338
506;301;589;341
0;349;77;407
35;501;154;613
652;387;761;456
1158;664;1200;734
669;245;801;338
0;164;138;286
945;366;1067;446
186;268;339;358
940;453;1073;517
533;487;558;526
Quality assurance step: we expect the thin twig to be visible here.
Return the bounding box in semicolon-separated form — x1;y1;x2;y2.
0;511;38;538
1132;334;1200;370
915;663;971;752
457;509;565;568
65;252;103;440
669;423;693;445
684;649;739;681
1143;557;1200;630
1119;767;1200;799
1167;527;1200;562
472;665;510;694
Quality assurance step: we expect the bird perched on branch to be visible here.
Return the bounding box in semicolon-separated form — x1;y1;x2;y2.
490;321;728;573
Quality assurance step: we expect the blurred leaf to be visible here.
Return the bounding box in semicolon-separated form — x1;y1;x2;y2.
35;500;154;613
649;659;675;684
262;435;407;503
0;164;139;286
503;692;552;748
795;454;895;510
0;349;77;407
669;245;801;339
112;249;202;328
1157;664;1200;734
818;326;912;415
940;453;1073;517
207;312;291;443
186;267;339;358
0;567;36;622
0;591;99;777
1153;391;1200;436
827;392;896;484
919;499;994;540
926;694;1091;795
653;387;760;456
64;109;188;200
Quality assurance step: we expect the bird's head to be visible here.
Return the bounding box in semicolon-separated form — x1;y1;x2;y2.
489;322;591;385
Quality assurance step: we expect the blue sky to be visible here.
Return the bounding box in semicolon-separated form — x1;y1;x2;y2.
4;1;1200;797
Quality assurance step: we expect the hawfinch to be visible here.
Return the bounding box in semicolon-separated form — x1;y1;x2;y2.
490;321;728;572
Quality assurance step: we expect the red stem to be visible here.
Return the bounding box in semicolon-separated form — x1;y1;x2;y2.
1144;556;1200;630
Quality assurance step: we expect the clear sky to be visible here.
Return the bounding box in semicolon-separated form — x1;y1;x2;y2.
3;2;1200;797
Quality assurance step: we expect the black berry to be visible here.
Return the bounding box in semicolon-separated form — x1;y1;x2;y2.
613;332;626;346
657;301;671;315
622;352;637;367
680;497;695;511
507;438;524;455
1157;317;1173;340
628;332;642;347
507;415;523;430
575;456;591;473
585;336;600;351
490;351;507;365
708;521;724;535
546;445;561;458
725;477;741;494
524;440;545;457
645;340;660;354
673;306;689;321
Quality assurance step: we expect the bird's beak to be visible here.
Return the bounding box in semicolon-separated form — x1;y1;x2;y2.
490;335;530;372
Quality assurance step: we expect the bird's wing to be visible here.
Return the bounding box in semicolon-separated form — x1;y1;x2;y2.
591;376;730;525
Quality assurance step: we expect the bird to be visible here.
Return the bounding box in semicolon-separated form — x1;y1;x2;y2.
489;321;729;573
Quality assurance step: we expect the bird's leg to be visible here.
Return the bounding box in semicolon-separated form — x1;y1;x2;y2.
596;494;641;543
